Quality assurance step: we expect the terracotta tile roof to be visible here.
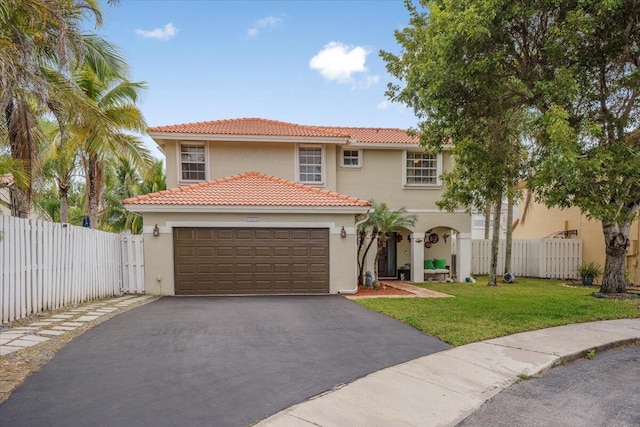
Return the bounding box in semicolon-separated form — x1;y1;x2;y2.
148;118;418;144
148;118;350;138
123;171;371;208
316;126;418;144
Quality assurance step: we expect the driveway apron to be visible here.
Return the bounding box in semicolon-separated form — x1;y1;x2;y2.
0;296;449;426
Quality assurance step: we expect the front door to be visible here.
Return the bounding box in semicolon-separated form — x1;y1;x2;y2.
377;232;397;278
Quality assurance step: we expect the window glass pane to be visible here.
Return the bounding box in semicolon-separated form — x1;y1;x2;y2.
298;147;323;182
342;150;360;166
405;152;437;185
181;145;205;181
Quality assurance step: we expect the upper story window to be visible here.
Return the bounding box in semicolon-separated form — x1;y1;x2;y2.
297;145;324;184
180;143;206;181
404;151;441;187
341;149;362;168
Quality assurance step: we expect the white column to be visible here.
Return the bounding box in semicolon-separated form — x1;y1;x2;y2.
410;233;424;282
457;232;472;282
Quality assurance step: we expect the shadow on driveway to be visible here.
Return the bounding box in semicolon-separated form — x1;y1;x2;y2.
0;295;449;426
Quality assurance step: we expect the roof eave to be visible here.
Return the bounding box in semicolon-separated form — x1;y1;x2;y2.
148;131;349;144
123;204;370;215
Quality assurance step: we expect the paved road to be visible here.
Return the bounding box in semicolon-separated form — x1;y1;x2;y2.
0;296;448;427
458;345;640;427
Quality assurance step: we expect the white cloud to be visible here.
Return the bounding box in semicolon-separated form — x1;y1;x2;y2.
135;23;179;41
377;101;390;110
309;42;371;84
247;16;283;38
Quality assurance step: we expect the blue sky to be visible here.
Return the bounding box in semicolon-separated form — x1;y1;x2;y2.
95;1;418;157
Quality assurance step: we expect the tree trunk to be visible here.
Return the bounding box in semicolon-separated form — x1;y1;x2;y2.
504;191;514;275
6;102;32;218
359;229;378;286
88;155;98;229
59;184;69;223
599;221;630;294
484;201;491;239
488;193;503;286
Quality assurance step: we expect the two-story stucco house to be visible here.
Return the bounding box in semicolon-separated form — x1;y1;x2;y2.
124;118;472;296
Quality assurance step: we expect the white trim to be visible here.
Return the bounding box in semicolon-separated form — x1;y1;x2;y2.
402;150;442;188
166;221;336;229
149;132;348;145
176;141;209;184
125;204;369;214
346;142;453;150
340;148;363;168
144;222;349;234
296;144;326;186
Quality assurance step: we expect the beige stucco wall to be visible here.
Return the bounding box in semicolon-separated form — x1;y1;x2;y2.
140;211;362;295
514;201;640;284
336;149;452;209
160;139;338;192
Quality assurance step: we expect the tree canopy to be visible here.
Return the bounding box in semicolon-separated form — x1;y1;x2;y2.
383;0;639;293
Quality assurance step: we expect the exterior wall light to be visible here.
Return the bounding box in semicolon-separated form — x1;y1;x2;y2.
340;226;347;238
153;224;160;237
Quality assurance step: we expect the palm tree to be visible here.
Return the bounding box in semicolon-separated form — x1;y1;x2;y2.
0;0;103;217
357;201;417;285
40;120;80;223
102;159;165;233
71;46;152;228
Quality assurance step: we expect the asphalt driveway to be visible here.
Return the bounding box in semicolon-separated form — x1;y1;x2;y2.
0;295;449;426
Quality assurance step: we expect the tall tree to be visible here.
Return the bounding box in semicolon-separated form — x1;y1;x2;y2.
382;1;526;285
0;0;103;217
71;44;152;228
384;0;639;293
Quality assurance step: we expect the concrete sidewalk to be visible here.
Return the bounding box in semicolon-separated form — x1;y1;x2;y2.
258;318;640;427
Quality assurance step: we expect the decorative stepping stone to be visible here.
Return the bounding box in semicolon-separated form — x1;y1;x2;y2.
96;308;118;312
51;326;76;331
11;327;39;331
0;332;24;339
0;337;17;345
41;318;63;323
19;335;50;342
61;322;83;327
69;309;87;312
0;346;20;356
75;315;99;322
7;339;41;347
85;312;107;316
51;314;74;319
37;330;66;336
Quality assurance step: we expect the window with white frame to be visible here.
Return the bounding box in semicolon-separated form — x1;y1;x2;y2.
180;144;206;181
341;149;361;167
298;146;323;183
405;152;439;186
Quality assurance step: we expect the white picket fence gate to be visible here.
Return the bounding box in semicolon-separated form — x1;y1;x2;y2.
0;216;145;323
472;238;582;279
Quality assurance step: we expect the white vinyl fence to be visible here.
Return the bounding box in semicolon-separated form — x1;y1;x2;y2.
472;238;582;279
1;216;145;323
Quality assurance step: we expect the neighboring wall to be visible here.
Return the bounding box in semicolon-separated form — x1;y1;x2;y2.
513;201;640;284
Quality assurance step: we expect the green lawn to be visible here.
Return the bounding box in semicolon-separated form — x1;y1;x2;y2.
356;277;640;346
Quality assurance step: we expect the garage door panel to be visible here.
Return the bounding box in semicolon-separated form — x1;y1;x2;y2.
254;229;273;240
236;246;253;257
174;227;329;295
254;246;272;257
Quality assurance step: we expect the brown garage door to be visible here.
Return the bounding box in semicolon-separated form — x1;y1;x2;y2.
173;227;330;295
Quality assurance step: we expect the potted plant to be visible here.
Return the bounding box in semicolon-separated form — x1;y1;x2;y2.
577;262;603;286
